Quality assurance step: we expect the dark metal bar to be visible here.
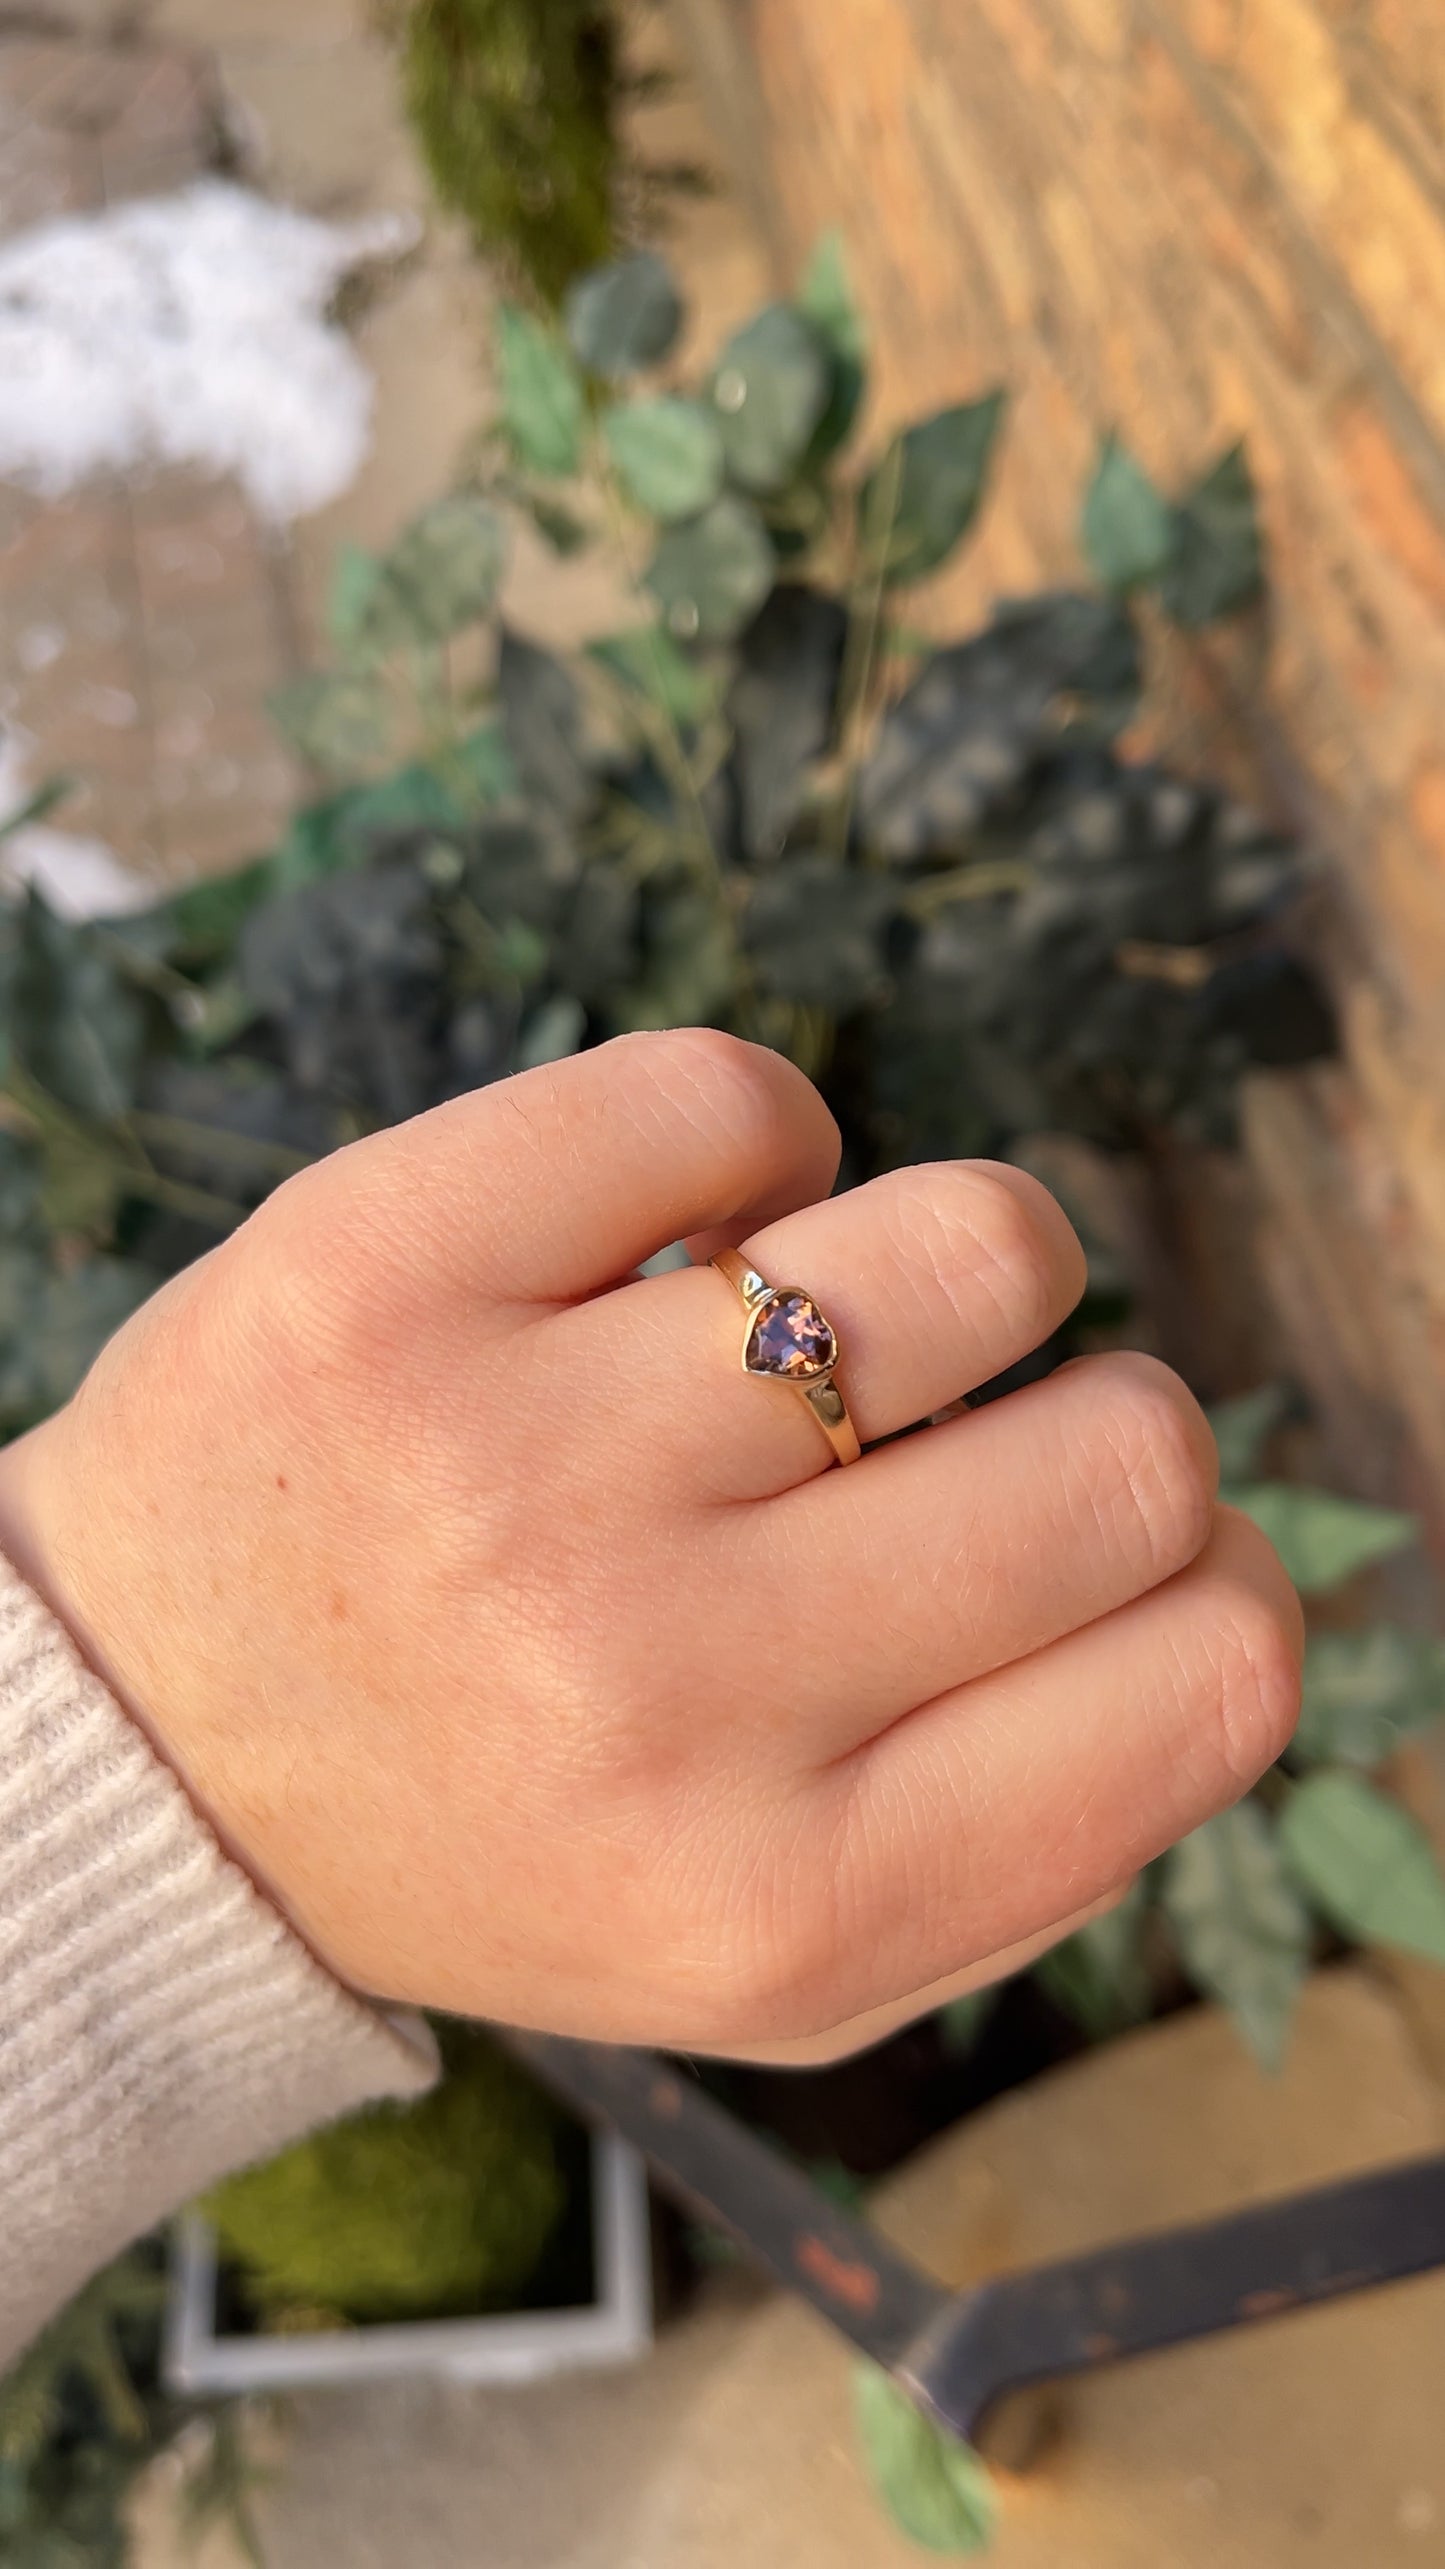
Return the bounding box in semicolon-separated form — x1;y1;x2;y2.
503;2030;948;2371
505;2031;1445;2445
900;2149;1445;2441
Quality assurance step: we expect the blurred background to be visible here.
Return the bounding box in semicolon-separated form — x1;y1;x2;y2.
2;2;1444;2562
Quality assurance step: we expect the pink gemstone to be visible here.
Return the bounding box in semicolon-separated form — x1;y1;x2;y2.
744;1289;836;1380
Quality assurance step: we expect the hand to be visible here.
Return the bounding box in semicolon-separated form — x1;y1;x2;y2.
0;1032;1301;2058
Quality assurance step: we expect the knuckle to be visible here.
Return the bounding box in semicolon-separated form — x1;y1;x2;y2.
1092;1352;1217;1577
230;1166;386;1386
1205;1513;1306;1776
690;1888;845;2050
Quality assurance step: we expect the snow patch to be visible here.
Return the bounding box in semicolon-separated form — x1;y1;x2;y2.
0;733;155;921
0;179;414;522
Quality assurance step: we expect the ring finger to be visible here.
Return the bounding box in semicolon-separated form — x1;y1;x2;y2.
575;1157;1088;1499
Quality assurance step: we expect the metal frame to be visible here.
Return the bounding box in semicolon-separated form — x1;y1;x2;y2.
505;2032;1445;2442
163;2129;652;2394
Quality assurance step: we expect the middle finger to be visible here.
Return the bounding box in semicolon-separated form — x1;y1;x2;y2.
720;1348;1218;1756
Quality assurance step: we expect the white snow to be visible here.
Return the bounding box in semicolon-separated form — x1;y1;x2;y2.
0;178;414;522
0;732;155;920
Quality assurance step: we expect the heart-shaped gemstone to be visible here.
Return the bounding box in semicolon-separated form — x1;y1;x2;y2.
743;1289;836;1381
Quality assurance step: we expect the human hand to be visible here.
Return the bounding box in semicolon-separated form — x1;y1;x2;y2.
0;1032;1300;2057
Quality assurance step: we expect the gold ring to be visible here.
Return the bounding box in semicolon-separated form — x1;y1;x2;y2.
711;1248;861;1468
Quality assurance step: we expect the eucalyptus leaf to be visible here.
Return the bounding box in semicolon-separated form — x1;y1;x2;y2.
327;543;393;654
565;251;682;379
1282;1771;1445;1963
496;304;584;476
1294;1626;1445;1767
854;2365;996;2555
710;304;830;494
797;229;866;458
1225;1481;1418;1593
1080;436;1174;592
860;394;1005;586
1159;441;1262;628
603;396;724;522
456;721;518;807
798;229;867;369
646;495;775;642
496;630;591;826
1206;1383;1291;1482
1163;1802;1311;2068
587;628;717;728
384;494;507;639
269;672;393;776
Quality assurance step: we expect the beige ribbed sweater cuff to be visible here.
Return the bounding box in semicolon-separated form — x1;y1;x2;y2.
0;1556;437;2366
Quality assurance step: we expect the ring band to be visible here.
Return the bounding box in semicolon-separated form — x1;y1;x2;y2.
711;1248;861;1468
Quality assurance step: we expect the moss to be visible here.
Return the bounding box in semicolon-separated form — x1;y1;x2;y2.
403;0;621;306
203;2030;566;2326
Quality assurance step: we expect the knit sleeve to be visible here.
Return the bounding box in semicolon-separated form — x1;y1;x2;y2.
0;1555;437;2365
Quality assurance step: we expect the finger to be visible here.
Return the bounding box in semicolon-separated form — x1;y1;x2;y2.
725;1350;1217;1755
577;1157;1087;1497
280;1029;841;1306
710;1890;1129;2068
729;1510;1300;2047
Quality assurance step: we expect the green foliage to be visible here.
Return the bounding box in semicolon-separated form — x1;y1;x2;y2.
796;229;867;459
566;250;682;378
1079;436;1174;592
1159;443;1263;628
0;2248;261;2567
646;493;775;639
1224;1481;1418;1594
1163;1804;1311;2070
1293;1627;1445;1767
853;2366;996;2555
1205;1380;1291;1481
709;304;830;495
603;395;723;521
1033;1881;1153;2041
861;396;1005;585
204;2031;565;2324
1080;435;1262;622
1281;1774;1445;1966
402;0;619;307
496;305;585;476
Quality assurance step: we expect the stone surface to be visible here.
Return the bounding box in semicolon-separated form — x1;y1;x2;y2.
631;1971;1445;2569
131;2279;771;2569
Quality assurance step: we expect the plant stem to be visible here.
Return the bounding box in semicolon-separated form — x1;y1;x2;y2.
827;438;903;866
591;448;723;884
904;860;1030;916
124;1112;314;1181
